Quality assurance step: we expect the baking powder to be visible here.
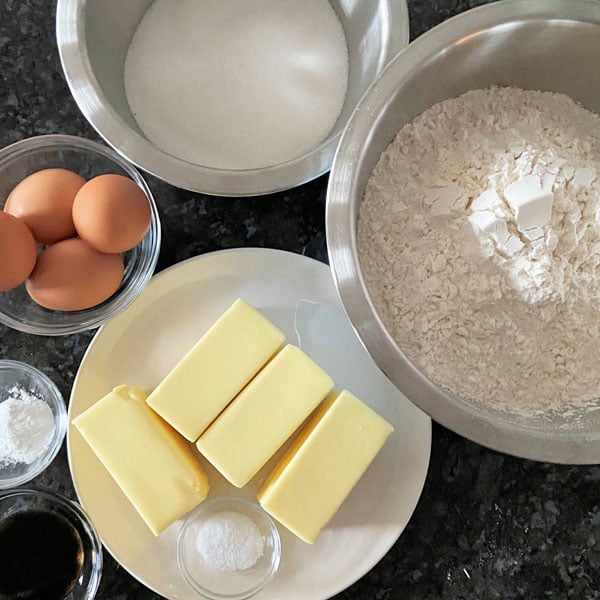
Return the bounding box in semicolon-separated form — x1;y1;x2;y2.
358;87;600;417
0;386;55;466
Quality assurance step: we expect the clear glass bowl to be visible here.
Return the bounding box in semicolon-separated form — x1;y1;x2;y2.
0;360;67;488
0;134;161;335
0;488;102;600
178;497;281;600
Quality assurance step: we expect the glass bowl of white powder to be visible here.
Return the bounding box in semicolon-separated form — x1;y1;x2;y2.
56;0;409;196
177;496;281;599
0;360;67;489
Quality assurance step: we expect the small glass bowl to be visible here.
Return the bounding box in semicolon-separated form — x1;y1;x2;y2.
178;497;281;600
0;488;102;600
0;134;161;335
0;360;67;488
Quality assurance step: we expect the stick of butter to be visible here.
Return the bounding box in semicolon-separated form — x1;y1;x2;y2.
73;385;209;536
147;298;285;442
257;389;394;544
196;344;333;488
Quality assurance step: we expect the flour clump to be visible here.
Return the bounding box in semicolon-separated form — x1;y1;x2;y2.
358;87;600;416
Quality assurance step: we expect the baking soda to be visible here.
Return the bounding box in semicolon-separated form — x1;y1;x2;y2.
124;0;349;169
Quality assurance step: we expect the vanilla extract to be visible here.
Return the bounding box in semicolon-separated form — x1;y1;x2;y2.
0;508;84;600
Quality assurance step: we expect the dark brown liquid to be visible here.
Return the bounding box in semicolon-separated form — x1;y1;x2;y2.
0;508;84;600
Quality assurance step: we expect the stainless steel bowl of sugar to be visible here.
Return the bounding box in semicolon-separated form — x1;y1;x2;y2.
327;0;600;464
56;0;409;196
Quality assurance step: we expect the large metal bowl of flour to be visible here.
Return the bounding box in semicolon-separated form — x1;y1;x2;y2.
55;0;408;197
327;0;600;464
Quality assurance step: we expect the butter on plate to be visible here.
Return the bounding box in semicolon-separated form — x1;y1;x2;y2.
196;344;333;488
258;389;394;544
146;298;285;442
73;385;209;536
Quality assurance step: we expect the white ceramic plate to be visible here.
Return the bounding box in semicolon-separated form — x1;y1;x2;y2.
68;248;431;600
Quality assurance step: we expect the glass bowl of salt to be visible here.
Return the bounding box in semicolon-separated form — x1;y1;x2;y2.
178;496;281;600
0;360;67;489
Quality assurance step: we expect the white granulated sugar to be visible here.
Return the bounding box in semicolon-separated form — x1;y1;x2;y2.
124;0;348;170
358;87;600;417
0;386;55;466
196;510;264;572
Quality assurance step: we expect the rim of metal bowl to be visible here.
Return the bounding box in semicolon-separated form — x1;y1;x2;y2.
326;0;600;464
55;0;409;197
0;134;161;336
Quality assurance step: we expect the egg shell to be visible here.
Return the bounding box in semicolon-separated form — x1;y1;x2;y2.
26;238;125;311
72;174;151;254
5;168;85;244
0;211;37;291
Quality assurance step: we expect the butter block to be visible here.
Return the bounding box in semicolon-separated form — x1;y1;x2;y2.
73;385;209;536
503;174;554;231
257;389;394;544
196;344;333;488
147;298;285;441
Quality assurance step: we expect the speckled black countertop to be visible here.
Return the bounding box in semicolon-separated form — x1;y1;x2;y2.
2;1;600;599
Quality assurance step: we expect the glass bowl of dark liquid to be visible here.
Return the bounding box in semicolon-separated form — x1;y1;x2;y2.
0;488;102;600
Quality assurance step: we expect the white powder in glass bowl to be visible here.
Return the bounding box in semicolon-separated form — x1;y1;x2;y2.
0;386;55;466
196;510;265;572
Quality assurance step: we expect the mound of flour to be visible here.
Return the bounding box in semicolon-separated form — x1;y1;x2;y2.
358;87;600;416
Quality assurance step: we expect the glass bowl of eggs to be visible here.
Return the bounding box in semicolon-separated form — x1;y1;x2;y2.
0;134;161;335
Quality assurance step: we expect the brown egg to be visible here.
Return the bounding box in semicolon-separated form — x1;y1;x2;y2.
5;168;85;244
0;211;37;291
72;174;151;254
26;238;124;311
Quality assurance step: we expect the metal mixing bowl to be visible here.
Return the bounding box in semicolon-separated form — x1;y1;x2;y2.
55;0;408;197
327;0;600;464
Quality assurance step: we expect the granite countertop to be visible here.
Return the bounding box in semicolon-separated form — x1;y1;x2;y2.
2;1;600;599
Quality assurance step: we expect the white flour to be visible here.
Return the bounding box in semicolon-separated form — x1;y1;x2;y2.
358;87;600;416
